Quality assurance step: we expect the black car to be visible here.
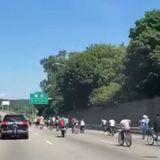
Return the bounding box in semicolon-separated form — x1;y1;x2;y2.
0;114;29;139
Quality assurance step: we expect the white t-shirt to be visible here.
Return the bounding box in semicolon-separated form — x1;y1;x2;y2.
120;119;131;130
52;117;55;122
80;120;85;126
109;119;115;127
101;119;107;125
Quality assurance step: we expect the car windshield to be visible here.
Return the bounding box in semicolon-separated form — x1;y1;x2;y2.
3;115;26;122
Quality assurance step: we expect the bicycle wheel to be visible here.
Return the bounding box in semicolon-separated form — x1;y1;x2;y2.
111;129;114;136
125;132;132;147
75;127;79;134
156;140;160;146
118;132;124;145
147;134;154;145
156;135;160;146
110;127;115;136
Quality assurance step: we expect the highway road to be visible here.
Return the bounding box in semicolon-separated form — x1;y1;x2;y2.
0;127;160;160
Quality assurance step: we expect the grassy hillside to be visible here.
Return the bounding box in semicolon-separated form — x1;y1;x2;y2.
0;99;32;115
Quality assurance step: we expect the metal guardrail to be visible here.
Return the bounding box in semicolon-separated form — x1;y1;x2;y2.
85;124;141;134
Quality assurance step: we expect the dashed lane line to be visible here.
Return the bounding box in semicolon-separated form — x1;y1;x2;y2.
100;139;115;144
45;140;53;145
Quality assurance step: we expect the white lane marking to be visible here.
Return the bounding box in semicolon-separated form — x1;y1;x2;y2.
45;140;53;145
100;139;115;144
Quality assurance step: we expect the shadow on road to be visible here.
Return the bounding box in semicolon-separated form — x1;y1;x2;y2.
0;137;28;141
143;156;158;159
56;135;64;138
114;144;132;148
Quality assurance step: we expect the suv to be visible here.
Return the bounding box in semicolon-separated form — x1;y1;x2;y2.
0;114;29;139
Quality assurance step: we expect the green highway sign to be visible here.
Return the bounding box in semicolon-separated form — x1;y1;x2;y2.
29;92;48;105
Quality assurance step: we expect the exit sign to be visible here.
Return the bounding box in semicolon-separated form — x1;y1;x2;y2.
29;92;48;105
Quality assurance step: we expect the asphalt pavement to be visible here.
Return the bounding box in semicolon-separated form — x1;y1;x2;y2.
0;126;160;160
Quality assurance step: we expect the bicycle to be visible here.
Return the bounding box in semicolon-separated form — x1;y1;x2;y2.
72;125;79;134
147;128;160;146
118;129;132;147
108;126;116;136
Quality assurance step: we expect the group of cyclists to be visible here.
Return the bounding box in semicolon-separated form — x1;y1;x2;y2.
100;114;160;147
70;118;85;134
33;116;45;129
100;116;132;146
31;113;160;146
100;119;116;135
139;114;160;144
33;116;86;135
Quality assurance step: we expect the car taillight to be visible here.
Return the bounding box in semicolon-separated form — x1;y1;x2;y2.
1;121;8;126
21;121;28;125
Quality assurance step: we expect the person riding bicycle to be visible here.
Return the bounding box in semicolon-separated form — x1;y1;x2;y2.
59;117;66;128
55;116;60;131
108;119;116;135
71;118;79;134
28;119;32;127
153;114;160;140
59;117;67;137
101;119;107;132
39;116;45;129
119;116;131;140
139;115;149;139
80;119;85;133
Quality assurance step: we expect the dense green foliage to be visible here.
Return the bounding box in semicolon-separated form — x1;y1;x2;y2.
125;9;160;99
40;44;126;114
90;83;121;105
40;9;160;114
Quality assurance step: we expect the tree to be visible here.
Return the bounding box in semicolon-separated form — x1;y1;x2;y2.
89;83;121;105
40;50;68;114
40;44;127;113
125;9;160;98
63;44;126;108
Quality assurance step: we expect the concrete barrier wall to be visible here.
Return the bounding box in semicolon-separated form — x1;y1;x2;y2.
64;97;160;126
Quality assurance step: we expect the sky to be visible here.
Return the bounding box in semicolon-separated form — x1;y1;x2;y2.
0;0;160;99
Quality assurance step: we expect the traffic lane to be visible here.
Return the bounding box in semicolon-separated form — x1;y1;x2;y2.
0;128;116;160
0;128;77;160
39;127;160;160
32;127;141;160
0;127;159;160
79;129;157;148
34;126;159;159
0;139;31;160
74;129;160;158
0;129;57;160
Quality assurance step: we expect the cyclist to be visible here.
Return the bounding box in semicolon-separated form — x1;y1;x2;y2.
59;117;67;137
139;115;149;139
100;119;107;132
119;116;131;140
153;114;160;140
108;119;116;135
80;119;85;133
71;117;76;133
55;116;60;131
39;116;45;129
64;117;69;129
75;119;80;134
28;119;32;127
59;117;65;128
